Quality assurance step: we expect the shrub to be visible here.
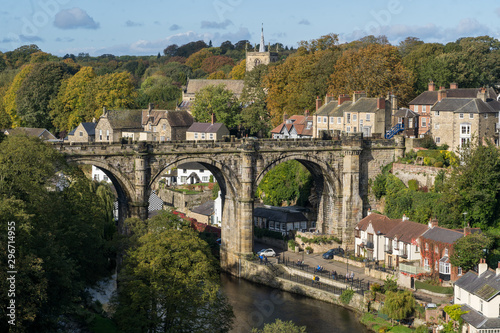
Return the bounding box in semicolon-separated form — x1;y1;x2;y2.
383;276;398;293
305;246;313;253
433;161;443;168
408;179;419;191
340;288;355;305
288;240;297;251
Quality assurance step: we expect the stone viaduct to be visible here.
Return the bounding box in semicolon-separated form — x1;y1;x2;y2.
53;134;405;276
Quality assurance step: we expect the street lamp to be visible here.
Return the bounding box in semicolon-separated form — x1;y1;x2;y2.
301;243;305;264
463;212;468;228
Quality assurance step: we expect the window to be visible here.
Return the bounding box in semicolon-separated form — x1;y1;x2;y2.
153;126;156;132
424;258;430;271
435;246;439;254
421;117;427;127
202;176;209;182
346;126;351;133
456;287;461;300
496;113;499;118
458;267;462;276
366;114;371;121
436;137;441;144
163;124;166;130
330;117;334;124
323;117;327;123
94;174;99;181
317;117;321;124
423;105;427;113
434;124;439;129
425;243;429;251
435;111;440;116
337;117;342;124
194;133;198;139
103;175;109;181
469;113;474;119
209;133;214;140
461;124;470;135
353;114;357;122
346;113;351;124
79;131;83;137
459;113;464;119
480;300;483;313
444;248;448;256
99;129;102;141
149;124;152;130
106;130;110;141
180;176;187;183
160;136;165;142
435;261;438;270
439;261;450;274
360;119;364;127
484;113;488;119
201;133;205;139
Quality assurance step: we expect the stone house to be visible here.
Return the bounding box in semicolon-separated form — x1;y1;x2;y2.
95;108;143;143
409;81;498;137
142;106;193;142
270;112;314;139
313;91;395;138
253;205;312;235
430;89;500;149
419;222;481;282
67;122;96;143
186;114;230;141
354;212;400;261
391;108;419;138
454;260;500;332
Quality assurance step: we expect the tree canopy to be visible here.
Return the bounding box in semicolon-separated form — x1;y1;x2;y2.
450;233;492;272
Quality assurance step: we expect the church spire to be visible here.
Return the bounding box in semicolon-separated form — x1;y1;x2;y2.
259;23;266;52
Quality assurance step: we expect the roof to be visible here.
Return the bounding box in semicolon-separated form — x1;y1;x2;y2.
253;207;307;223
410;87;498;105
455;269;500;302
431;98;498;114
5;127;57;140
271;115;313;136
102;110;143;130
191;200;214;216
187;122;227;133
80;122;96;136
345;97;384;113
355;213;400;235
460;304;500;329
185;79;244;96
420;226;464;244
316;100;340;116
393;108;419;118
142;110;194;127
385;219;429;244
178;162;208;171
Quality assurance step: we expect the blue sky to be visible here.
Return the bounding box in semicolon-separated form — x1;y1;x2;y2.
1;0;500;56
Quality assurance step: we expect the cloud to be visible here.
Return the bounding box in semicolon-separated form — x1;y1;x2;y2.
169;24;181;31
20;35;43;42
298;19;310;26
54;8;99;30
201;19;232;29
125;20;143;27
55;37;75;43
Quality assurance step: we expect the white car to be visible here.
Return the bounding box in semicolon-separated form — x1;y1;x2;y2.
257;248;276;257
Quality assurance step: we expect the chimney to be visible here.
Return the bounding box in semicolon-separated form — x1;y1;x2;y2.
450;82;458;90
92;117;96;123
428;218;438;228
283;113;288;123
496;262;500;276
478;258;488;276
428;81;435;92
102;106;107;116
211;113;216;125
402;214;409;221
464;223;471;236
391;94;398;114
477;87;487;102
148;103;154;116
338;94;350;106
353;91;367;103
367;208;372;216
377;97;386;110
437;88;447;102
325;94;336;105
316;96;323;111
305;109;309;118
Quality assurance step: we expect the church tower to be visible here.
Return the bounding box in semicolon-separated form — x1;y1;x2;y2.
245;24;279;72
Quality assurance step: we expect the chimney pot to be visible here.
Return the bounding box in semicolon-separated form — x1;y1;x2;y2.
211;113;215;125
316;96;323;111
338;94;350;106
450;83;458;89
428;81;435;91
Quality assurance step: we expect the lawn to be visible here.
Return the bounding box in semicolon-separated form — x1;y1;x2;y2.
360;313;414;332
415;280;453;295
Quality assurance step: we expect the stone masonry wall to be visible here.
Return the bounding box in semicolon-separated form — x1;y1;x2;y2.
158;188;212;214
392;163;445;188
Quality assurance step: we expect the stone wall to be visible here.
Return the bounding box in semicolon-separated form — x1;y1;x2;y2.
392;163;445;188
364;267;395;281
158;188;212;214
255;236;287;250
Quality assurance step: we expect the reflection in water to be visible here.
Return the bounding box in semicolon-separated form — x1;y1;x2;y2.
220;274;369;333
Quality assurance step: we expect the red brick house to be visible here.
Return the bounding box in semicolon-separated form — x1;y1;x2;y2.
418;219;481;282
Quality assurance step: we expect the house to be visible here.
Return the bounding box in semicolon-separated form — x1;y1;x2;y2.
178;79;244;111
188;200;215;225
313;91;395;138
383;215;430;268
270;112;314;139
354;212;400;261
186;114;230;141
177;162;212;185
253;205;313;234
419;222;481;282
391;108;419;138
141;105;193;142
95;108;143;143
67;122;96;143
4;127;58;141
454;260;500;332
430;89;500;149
409;81;498;137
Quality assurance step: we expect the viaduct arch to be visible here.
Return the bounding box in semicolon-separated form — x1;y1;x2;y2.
54;135;405;276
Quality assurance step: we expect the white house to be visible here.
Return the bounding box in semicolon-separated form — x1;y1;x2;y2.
354;213;400;261
454;260;500;333
177;162;212;185
92;165;111;182
213;190;222;227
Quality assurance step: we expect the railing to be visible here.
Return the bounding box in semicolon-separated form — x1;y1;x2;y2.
399;263;424;275
385;123;405;139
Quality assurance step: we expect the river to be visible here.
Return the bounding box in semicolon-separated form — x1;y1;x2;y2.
220;273;369;333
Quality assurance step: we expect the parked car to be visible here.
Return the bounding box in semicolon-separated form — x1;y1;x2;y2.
257;248;276;257
322;247;344;259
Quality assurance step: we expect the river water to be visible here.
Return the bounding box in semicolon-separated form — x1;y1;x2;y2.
220;274;369;333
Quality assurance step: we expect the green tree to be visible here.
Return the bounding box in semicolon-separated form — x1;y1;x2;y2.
3;64;33;127
191;83;241;129
112;211;234;333
250;319;307;333
450;233;492;272
240;64;270;136
136;75;181;109
382;291;415;321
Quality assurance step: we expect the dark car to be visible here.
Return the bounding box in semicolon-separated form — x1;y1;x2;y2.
322;247;344;259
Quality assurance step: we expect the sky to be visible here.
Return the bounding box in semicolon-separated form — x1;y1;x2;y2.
1;0;500;56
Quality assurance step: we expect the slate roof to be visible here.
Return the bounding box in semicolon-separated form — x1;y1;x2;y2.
345;98;384;113
5;127;57;140
81;122;96;136
103;110;143;130
385;220;429;244
185;79;244;96
142;110;194;127
191;200;215;216
455;270;500;302
420;226;465;244
178;162;208;171
460;304;500;329
410;87;498;105
316;101;339;116
432;98;498;114
187;122;226;133
254;206;308;223
355;213;400;235
393;108;419;118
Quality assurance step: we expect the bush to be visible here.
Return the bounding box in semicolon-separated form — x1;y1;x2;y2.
340;288;355;305
383;276;398;293
288;240;297;251
305;246;313;253
433;161;443;168
408;179;419;191
420;135;437;149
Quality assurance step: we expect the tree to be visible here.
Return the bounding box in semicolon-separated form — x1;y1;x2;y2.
135;75;181;109
250;319;307;333
240;64;270;136
112;211;234;333
450;233;492;272
229;59;246;79
3;64;33;127
201;55;235;73
382;291;415;321
442;304;468;333
191;83;241;129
